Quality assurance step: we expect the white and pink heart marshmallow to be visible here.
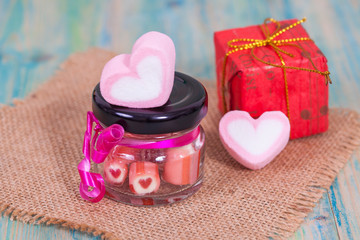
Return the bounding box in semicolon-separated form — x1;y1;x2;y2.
100;31;175;108
219;111;290;170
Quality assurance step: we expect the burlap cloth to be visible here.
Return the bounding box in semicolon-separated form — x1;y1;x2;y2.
1;48;360;240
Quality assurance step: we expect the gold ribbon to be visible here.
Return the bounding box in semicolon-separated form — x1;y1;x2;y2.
221;18;331;121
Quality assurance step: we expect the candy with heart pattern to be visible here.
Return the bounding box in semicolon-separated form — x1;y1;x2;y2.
129;162;160;195
104;160;128;185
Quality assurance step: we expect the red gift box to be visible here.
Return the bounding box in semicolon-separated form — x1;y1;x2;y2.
214;18;330;139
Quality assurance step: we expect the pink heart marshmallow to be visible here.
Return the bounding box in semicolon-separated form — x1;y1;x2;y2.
219;111;290;170
100;31;175;108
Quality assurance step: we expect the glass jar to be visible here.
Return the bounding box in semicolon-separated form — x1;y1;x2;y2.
92;72;208;206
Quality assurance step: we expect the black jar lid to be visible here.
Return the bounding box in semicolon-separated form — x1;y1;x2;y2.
92;72;208;134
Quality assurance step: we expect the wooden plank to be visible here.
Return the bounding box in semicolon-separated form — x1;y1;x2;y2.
0;215;101;239
0;0;360;239
327;153;360;239
321;0;360;238
290;192;339;240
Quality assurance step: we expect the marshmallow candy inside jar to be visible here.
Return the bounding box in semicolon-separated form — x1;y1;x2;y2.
92;72;207;206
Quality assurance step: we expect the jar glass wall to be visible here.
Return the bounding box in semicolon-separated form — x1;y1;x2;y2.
94;125;205;206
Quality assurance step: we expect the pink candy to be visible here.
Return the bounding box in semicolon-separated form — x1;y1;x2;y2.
100;31;176;108
163;145;201;185
104;161;128;185
219;111;290;170
129;162;160;195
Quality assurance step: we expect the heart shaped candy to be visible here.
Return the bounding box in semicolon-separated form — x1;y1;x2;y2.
219;111;290;170
109;168;121;178
100;31;175;108
139;178;152;189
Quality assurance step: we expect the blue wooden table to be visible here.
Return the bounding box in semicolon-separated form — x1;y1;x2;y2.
1;0;359;239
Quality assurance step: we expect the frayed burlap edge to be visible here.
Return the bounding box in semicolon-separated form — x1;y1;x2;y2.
0;202;116;240
268;109;360;239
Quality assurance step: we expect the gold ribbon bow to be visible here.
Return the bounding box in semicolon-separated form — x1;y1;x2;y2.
221;18;331;121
